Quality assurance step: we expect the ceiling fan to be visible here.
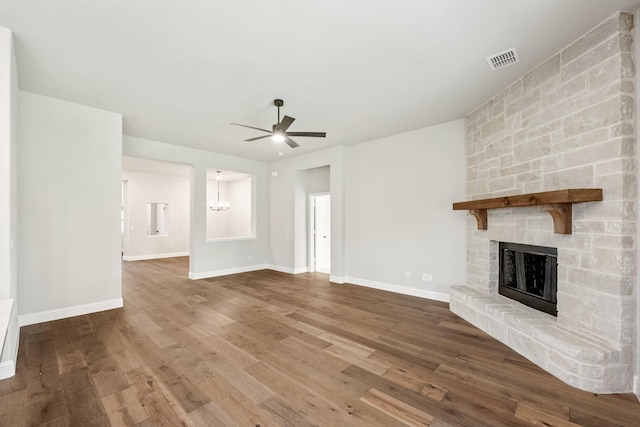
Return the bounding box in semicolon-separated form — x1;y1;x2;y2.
231;99;326;149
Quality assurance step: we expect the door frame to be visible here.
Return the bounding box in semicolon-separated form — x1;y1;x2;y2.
122;179;129;258
308;192;331;273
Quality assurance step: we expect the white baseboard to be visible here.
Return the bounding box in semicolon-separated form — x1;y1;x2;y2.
19;298;124;327
222;264;341;281
123;251;189;261
192;267;449;302
0;330;19;380
0;308;19;380
266;264;309;275
343;276;450;303
189;264;269;280
0;359;15;380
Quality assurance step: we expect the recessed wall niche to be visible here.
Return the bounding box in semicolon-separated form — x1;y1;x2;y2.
206;169;255;239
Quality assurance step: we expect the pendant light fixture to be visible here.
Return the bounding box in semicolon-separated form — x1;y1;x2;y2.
209;171;230;211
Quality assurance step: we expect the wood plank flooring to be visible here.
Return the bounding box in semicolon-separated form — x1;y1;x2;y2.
1;257;639;426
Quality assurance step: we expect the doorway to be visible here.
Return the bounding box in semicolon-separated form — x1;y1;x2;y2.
310;193;331;274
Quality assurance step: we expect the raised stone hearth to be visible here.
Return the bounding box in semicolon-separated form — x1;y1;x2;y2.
451;12;636;393
450;285;630;393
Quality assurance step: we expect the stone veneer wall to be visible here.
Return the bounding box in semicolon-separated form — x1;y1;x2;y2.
450;12;636;393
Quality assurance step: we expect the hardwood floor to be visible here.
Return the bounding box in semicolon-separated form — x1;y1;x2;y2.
1;257;639;426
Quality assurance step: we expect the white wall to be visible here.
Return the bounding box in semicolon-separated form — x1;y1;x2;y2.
228;178;252;237
18;91;123;324
0;26;19;376
123;136;269;279
122;170;190;260
343;119;467;301
268;121;466;299
304;166;330;194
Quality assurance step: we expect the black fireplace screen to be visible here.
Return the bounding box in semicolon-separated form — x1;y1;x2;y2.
499;242;557;316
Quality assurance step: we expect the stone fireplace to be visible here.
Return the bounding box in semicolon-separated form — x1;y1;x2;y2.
450;12;636;393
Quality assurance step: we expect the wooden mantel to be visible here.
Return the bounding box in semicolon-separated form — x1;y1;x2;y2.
452;189;603;234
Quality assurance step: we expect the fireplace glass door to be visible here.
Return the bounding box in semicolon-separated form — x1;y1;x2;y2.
499;242;557;316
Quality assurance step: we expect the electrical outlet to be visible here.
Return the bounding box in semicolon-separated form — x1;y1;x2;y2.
422;273;427;281
248;254;253;260
405;271;411;279
428;274;433;282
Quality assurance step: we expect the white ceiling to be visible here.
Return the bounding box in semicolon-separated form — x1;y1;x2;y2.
2;0;639;162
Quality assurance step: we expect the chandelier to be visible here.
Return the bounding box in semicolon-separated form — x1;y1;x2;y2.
209;171;230;211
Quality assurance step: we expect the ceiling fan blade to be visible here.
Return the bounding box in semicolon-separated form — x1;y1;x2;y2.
231;123;272;133
275;115;295;132
244;135;272;142
286;131;326;138
284;136;299;149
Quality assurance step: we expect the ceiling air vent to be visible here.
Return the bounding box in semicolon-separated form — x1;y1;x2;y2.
486;48;519;71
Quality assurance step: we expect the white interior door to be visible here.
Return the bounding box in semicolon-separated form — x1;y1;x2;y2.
314;194;331;274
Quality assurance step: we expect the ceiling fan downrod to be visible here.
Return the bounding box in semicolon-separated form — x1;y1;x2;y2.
274;99;283;125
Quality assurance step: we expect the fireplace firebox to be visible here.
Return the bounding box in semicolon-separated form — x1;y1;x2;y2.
499;242;557;316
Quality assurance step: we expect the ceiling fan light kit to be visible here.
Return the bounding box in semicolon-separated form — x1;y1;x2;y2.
272;131;286;143
231;99;326;149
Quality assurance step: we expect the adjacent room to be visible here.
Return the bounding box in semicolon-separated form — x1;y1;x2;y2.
1;1;640;425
